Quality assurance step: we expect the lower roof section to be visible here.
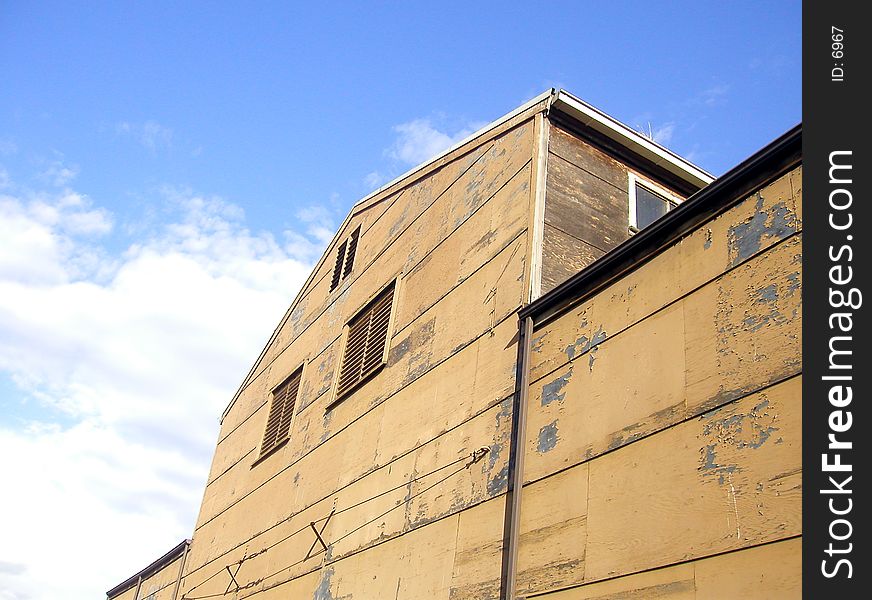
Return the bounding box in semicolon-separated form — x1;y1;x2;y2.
521;123;802;327
106;539;190;599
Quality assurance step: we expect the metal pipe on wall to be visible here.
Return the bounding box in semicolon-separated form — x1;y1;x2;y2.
500;315;534;599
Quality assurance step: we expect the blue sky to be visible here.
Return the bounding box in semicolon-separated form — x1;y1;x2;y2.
0;2;800;599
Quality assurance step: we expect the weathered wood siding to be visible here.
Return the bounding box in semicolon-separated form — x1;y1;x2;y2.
511;166;802;598
179;117;538;600
540;123;688;294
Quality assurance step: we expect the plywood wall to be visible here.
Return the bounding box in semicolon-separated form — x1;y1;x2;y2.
514;166;802;598
540;123;689;294
112;99;798;600
179;117;539;600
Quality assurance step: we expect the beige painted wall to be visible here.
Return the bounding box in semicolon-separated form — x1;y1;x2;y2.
515;165;802;598
180;115;539;600
111;103;798;600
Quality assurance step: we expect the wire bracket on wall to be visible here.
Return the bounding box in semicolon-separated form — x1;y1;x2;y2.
224;563;242;594
182;444;490;599
465;447;490;469
304;506;335;561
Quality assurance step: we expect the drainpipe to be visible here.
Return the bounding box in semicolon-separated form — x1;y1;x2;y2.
501;315;534;599
171;540;191;600
132;575;143;600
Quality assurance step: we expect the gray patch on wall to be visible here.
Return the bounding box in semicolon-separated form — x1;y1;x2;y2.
564;326;606;361
487;464;510;496
541;368;572;406
728;193;796;266
537;421;559;453
313;565;335;600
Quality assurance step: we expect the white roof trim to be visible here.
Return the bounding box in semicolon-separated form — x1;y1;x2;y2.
552;90;715;188
350;89;556;212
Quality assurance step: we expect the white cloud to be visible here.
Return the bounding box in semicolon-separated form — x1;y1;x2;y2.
117;120;174;153
651;122;676;145
386;118;483;166
39;158;79;187
632;120;676;146
0;179;320;600
696;83;730;107
296;204;338;246
363;170;386;190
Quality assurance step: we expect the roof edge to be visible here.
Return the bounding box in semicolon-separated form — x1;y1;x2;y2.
551;90;715;188
106;539;190;599
218;89;724;421
220;90;557;421
521;123;801;326
350;89;557;214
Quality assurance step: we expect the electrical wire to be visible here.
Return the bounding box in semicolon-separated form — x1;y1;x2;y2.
182;447;488;600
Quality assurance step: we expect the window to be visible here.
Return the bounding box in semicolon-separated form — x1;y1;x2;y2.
336;282;395;399
330;226;361;291
628;175;682;232
260;368;302;456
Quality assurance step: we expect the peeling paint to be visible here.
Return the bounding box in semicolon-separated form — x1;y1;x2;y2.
388;337;411;365
403;464;418;528
486;464;509;496
392;318;436;385
704;228;713;249
588;346;599;371
541;368;572;406
313;565;335;600
530;335;545;354
699;443;737;479
486;442;502;471
537;421;559;453
564;325;606;360
755;284;778;303
320;410;333;444
486;399;512;495
786;271;801;296
699;396;780;483
466;230;498;256
495;397;512;430
742;284;788;332
728;193;796;266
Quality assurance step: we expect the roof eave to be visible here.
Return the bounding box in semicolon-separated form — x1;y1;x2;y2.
551;90;715;188
106;539;190;599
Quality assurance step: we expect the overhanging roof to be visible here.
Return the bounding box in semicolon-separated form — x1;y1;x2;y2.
106;539;190;599
550;90;714;188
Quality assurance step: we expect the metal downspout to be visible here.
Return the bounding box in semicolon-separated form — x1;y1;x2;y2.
501;315;534;599
171;540;190;600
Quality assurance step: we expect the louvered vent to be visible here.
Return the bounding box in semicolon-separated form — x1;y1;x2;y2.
260;368;302;456
342;227;359;279
330;226;361;291
330;239;347;291
336;283;394;398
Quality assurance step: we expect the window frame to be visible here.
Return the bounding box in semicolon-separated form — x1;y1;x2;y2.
254;364;304;463
628;173;684;233
329;279;398;406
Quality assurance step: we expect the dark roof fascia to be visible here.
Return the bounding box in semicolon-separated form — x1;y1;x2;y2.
520;124;802;328
106;539;190;598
